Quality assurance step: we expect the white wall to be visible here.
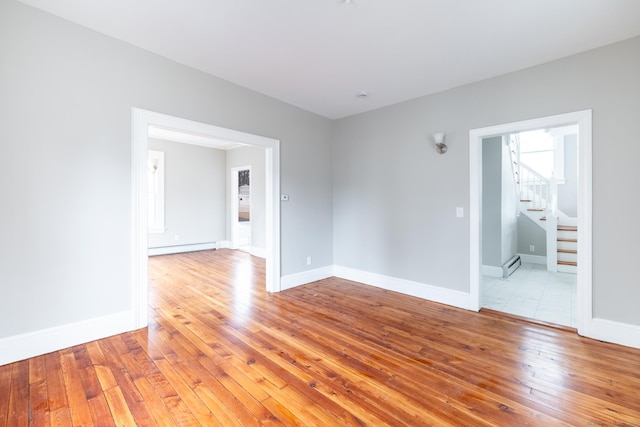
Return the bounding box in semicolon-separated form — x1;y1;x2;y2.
147;138;227;249
333;35;640;326
0;0;333;345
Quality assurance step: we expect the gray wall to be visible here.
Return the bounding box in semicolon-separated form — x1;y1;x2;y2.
482;137;502;267
226;146;267;250
147;139;226;248
482;136;519;268
333;36;640;325
517;216;547;257
3;0;640;341
500;139;518;265
0;0;333;339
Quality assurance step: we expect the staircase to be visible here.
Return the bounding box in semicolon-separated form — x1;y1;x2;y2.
557;225;578;273
508;134;577;273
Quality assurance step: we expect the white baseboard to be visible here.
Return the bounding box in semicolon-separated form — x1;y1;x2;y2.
581;318;640;349
518;253;547;265
333;266;474;311
216;240;232;249
0;311;135;366
482;265;503;278
280;266;334;291
148;242;218;256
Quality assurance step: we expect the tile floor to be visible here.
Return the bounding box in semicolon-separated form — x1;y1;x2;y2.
482;263;577;327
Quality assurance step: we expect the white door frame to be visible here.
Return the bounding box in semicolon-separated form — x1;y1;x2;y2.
469;110;592;335
131;108;281;329
230;165;252;250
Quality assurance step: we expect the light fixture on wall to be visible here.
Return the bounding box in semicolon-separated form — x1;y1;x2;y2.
433;133;447;154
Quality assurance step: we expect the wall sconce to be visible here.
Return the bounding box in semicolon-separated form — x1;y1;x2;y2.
148;158;159;174
433;133;447;154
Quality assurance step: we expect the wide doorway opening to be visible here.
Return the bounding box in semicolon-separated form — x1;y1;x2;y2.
132;108;281;329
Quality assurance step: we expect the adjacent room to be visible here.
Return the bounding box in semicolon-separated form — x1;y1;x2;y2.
2;0;640;425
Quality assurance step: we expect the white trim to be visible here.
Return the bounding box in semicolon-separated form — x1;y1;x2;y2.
147;149;165;233
469;110;593;338
281;266;335;291
0;311;133;366
216;240;232;249
581;318;640;349
334;266;474;310
148;242;218;256
518;253;547;265
133;108;281;330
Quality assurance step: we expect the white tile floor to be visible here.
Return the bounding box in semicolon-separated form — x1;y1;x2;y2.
482;263;577;327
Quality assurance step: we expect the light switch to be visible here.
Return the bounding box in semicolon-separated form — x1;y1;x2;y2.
456;207;464;218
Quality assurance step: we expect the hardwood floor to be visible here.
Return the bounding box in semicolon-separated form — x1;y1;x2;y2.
2;249;640;426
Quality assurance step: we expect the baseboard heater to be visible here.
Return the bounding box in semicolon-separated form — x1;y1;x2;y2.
502;255;521;278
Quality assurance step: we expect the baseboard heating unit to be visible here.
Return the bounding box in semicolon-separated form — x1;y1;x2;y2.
502;255;521;278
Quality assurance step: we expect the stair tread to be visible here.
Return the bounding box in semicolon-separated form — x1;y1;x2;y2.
558;225;577;231
557;249;577;254
527;208;545;211
539;217;546;221
557;238;578;242
520;199;531;202
558;260;577;266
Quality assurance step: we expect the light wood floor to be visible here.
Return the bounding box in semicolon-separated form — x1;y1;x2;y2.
2;249;640;426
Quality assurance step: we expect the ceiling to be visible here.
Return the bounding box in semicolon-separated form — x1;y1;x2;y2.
17;0;640;119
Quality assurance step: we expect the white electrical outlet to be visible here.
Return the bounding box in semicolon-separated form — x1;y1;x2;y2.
529;245;535;252
174;234;180;241
306;256;312;266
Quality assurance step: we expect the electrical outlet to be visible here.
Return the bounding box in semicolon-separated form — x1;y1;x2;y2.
174;234;180;241
529;245;535;252
306;256;312;266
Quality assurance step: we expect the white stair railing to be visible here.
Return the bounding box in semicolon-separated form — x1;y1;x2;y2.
519;163;550;210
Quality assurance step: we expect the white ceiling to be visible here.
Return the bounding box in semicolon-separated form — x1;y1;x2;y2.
18;0;640;119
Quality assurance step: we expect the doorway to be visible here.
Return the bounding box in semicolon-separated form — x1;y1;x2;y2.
231;166;252;252
481;126;578;327
469;110;592;335
131;108;281;329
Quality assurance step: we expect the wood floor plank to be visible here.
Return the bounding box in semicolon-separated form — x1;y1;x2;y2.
0;363;13;426
6;361;29;427
103;387;137;427
59;350;94;427
4;249;640;426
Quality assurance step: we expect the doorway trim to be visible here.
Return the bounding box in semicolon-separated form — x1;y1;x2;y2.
230;165;252;251
469;110;592;335
132;108;281;329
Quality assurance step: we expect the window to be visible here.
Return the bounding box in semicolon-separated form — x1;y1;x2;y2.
147;150;165;233
517;127;567;182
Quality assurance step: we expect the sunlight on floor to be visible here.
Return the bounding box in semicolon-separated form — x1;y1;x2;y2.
232;257;254;318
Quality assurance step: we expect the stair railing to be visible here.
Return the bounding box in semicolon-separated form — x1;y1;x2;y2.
519;163;550;210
